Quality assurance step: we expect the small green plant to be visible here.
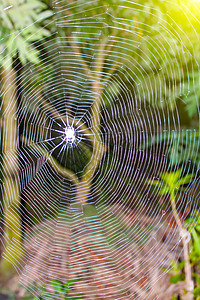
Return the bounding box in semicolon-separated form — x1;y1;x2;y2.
149;169;194;300
163;212;200;300
33;278;83;300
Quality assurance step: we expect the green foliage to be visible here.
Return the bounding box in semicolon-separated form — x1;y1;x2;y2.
193;273;200;299
168;260;185;284
0;0;53;68
186;212;200;266
168;131;200;166
183;71;200;119
33;278;83;300
149;169;194;196
136;0;200;119
143;129;200;167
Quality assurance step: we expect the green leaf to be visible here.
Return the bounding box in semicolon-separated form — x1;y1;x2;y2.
16;36;28;64
170;274;184;284
170;260;179;272
0;26;10;43
2;54;12;70
64;278;81;293
191;228;200;254
159;185;170;195
40;286;50;298
161;169;182;188
25;46;40;64
185;217;195;224
169;259;185;273
37;10;54;21
50;279;64;293
177;260;185;271
22;27;51;42
177;173;194;186
185;93;198;118
193;286;200;298
15;34;40;64
193;273;200;285
148;179;160;186
6;34;17;57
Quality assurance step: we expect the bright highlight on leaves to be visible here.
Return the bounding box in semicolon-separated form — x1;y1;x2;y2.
149;169;194;196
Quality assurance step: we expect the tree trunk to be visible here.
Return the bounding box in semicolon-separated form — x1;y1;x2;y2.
76;176;91;206
0;67;22;279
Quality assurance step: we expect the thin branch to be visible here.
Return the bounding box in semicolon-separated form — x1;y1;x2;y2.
22;138;79;186
80;37;108;183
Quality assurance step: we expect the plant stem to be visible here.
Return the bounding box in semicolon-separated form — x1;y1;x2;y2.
170;189;193;300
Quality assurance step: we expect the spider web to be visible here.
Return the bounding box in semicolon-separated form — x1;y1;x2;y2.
0;0;200;299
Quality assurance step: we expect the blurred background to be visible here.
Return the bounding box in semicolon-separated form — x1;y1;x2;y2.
0;0;200;299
